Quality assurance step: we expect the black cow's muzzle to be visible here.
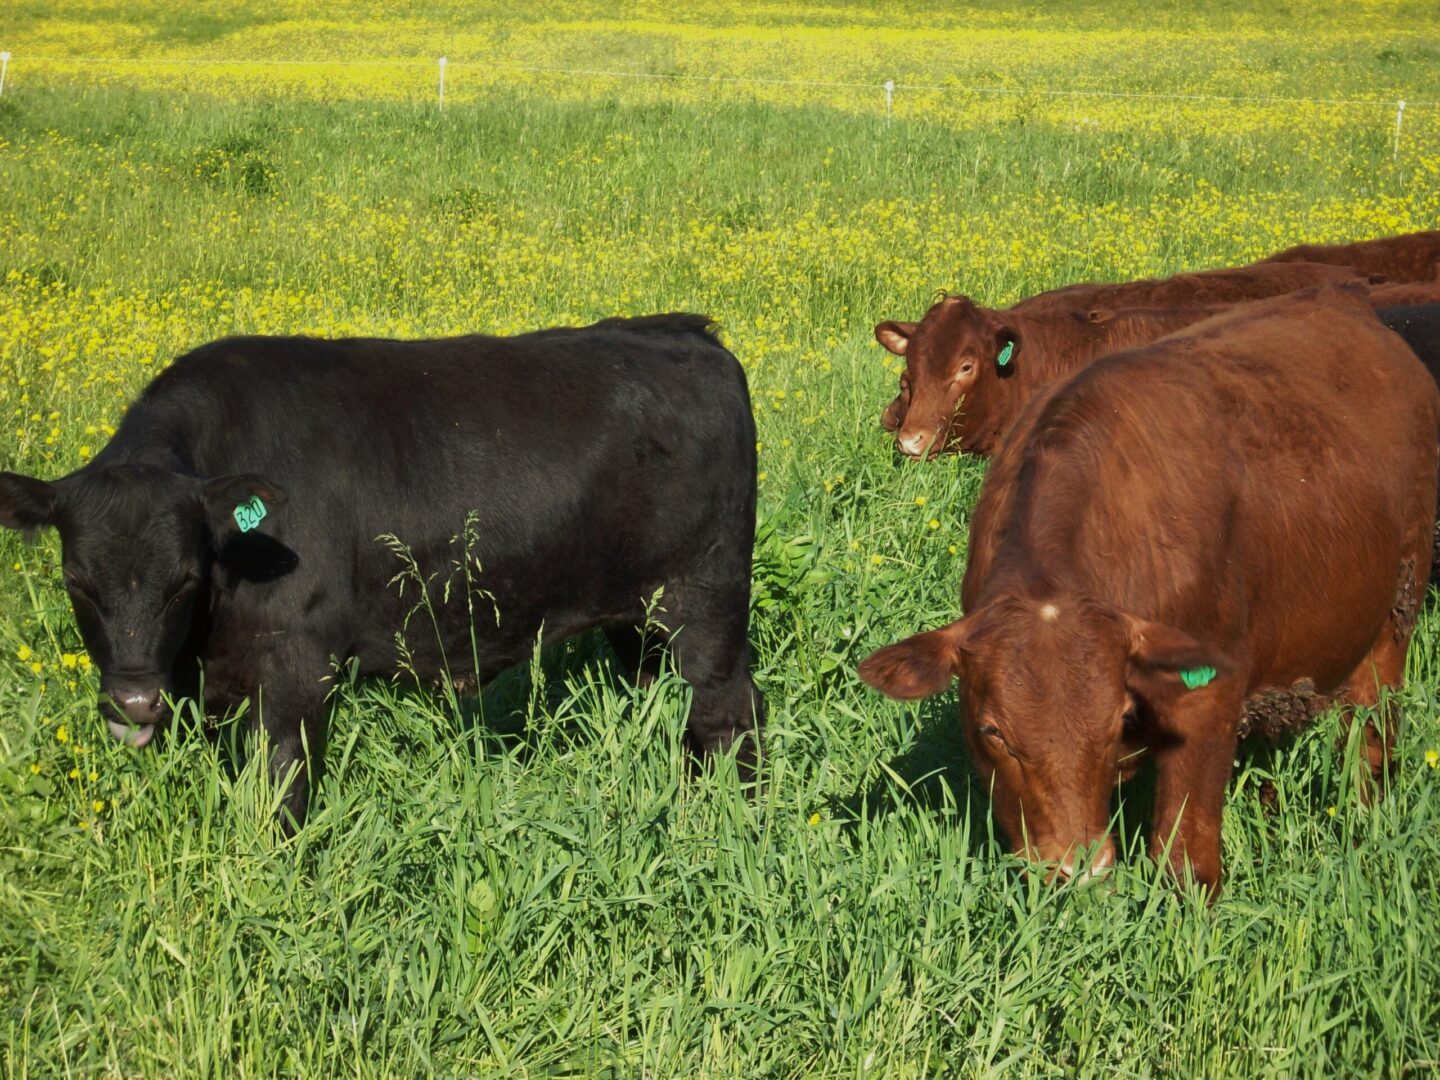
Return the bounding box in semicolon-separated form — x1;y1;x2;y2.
101;680;165;748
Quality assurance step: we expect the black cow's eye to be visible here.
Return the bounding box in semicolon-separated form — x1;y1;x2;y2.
1122;708;1139;736
65;573;96;601
165;574;199;608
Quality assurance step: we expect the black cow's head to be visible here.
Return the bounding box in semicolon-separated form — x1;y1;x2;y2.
0;464;284;747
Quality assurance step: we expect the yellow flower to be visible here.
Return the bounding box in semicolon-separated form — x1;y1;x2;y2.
29;763;41;775
69;767;80;779
88;770;97;782
55;725;69;744
808;812;821;826
1327;806;1337;817
914;496;926;507
948;545;958;555
92;800;105;814
928;518;940;530
870;554;883;566
78;654;91;671
30;661;43;674
1426;749;1438;769
16;645;32;662
61;653;78;669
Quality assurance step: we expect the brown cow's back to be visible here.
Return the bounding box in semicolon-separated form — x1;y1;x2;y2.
1011;260;1368;312
1259;229;1440;284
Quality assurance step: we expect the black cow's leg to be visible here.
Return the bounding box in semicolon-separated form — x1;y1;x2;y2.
662;582;764;782
603;624;661;687
252;654;331;834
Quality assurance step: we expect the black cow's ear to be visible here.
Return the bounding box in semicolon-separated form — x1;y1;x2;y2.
0;473;58;538
201;474;287;539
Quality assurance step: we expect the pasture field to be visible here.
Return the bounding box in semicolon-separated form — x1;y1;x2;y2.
3;1;1440;1075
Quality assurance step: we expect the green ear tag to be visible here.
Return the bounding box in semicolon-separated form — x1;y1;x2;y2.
1179;665;1217;690
233;495;267;533
996;341;1015;368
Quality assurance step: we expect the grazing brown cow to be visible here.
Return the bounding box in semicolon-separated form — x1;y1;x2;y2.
1259;229;1440;284
859;286;1439;899
877;261;1371;458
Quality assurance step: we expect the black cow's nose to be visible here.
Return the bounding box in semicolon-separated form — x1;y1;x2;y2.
112;687;163;725
103;681;164;726
102;682;164;748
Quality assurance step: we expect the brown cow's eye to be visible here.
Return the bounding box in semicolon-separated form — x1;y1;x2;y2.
978;723;1002;740
1122;708;1139;736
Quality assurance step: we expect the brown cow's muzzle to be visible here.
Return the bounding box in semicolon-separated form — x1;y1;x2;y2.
895;426;944;460
1043;836;1117;884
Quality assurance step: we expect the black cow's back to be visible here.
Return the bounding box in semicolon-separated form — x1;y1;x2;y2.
102;315;757;679
1378;305;1440;388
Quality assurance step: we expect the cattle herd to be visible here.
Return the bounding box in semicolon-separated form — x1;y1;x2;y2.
3;228;1440;900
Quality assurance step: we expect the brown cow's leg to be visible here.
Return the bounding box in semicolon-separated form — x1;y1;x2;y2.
1148;687;1244;901
1335;620;1410;805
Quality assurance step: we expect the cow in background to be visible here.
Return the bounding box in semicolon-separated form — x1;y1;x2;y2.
1259;228;1440;284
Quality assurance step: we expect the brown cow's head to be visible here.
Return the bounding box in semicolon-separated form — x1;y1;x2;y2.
875;295;1020;459
859;590;1227;880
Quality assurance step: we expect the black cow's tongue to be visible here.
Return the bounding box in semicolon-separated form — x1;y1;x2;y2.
107;720;156;748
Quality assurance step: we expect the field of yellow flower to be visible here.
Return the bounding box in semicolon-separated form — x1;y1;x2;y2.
2;2;1440;1076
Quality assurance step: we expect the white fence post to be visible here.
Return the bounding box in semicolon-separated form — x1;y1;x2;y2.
1394;99;1405;161
438;56;447;111
884;78;894;119
0;53;11;99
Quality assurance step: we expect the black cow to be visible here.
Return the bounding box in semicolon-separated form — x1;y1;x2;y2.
0;314;764;826
1378;303;1440;580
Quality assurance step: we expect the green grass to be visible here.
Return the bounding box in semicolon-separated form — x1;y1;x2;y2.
3;3;1440;1076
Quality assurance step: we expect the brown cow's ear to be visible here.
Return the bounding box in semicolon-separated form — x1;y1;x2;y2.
858;620;971;700
0;472;58;538
875;321;916;356
1122;612;1232;699
993;324;1021;369
201;474;288;540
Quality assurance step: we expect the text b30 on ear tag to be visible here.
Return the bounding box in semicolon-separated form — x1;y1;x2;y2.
233;495;267;533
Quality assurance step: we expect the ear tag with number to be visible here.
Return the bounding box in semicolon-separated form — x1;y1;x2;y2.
1179;665;1217;690
996;341;1015;368
233;495;267;533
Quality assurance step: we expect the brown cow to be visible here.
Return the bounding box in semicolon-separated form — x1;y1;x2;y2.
859;286;1439;899
1259;229;1440;284
877;261;1372;458
878;299;1226;454
1367;279;1440;307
